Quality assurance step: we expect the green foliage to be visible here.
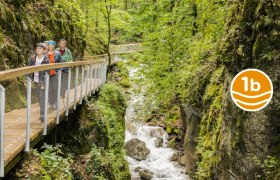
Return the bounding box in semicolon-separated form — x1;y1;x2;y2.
112;61;131;87
35;144;73;180
78;0;134;55
254;156;280;180
98;83;127;116
15;144;73;180
125;0;228;115
196;84;224;179
85;83;131;179
119;78;131;87
123;53;143;67
86;145;131;180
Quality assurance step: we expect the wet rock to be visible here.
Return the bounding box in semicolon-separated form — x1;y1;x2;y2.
155;137;163;148
170;152;179;161
177;155;186;166
126;121;137;135
125;138;150;160
139;169;153;180
134;166;143;172
156;173;168;178
180;104;201;174
148;127;165;138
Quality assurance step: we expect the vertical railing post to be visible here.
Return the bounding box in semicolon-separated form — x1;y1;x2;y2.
43;73;49;135
101;63;105;85
101;64;103;85
104;63;106;83
56;70;62;124
85;65;89;100
96;64;99;90
89;64;93;95
100;64;102;86
103;63;105;82
74;67;78;110
98;64;101;89
94;64;97;93
65;69;71;116
80;66;84;104
25;77;32;152
104;64;106;83
0;85;5;177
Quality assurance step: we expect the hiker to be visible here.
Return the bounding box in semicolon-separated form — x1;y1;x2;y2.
28;43;49;122
47;40;62;110
56;39;73;101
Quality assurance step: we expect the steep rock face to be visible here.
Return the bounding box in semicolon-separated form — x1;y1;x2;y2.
180;104;201;176
182;0;280;179
220;0;280;178
0;0;86;70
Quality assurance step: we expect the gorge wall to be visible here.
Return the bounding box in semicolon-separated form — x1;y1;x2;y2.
182;0;280;179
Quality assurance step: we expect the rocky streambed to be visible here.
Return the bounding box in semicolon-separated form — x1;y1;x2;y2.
124;67;189;180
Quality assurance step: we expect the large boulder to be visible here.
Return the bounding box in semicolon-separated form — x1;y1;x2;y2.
125;138;150;160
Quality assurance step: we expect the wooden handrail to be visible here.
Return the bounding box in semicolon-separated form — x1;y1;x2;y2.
0;43;143;82
0;59;106;81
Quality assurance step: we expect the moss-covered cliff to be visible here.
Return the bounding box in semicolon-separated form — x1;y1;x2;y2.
182;0;280;179
0;0;86;70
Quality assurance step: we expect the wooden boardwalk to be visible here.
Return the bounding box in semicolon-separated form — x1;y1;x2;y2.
3;76;101;172
0;44;143;177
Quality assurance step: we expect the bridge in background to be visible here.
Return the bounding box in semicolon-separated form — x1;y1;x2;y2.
0;43;142;177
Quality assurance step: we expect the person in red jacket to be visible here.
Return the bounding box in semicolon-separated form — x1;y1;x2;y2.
47;40;62;110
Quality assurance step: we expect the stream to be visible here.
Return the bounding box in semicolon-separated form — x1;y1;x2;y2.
124;67;189;180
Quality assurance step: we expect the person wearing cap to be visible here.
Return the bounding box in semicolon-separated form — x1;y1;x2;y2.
47;40;62;110
56;39;73;100
28;43;50;122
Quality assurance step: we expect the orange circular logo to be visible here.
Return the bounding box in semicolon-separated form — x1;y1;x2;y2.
230;69;273;112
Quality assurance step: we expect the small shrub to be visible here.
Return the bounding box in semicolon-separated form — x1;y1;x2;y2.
14;144;73;180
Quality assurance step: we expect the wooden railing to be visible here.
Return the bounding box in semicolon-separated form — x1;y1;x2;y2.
0;43;142;177
0;56;108;177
